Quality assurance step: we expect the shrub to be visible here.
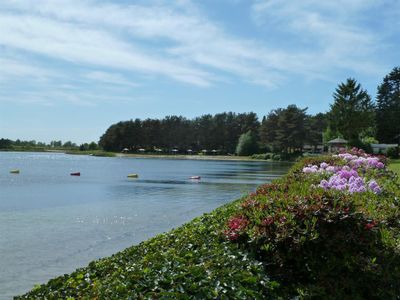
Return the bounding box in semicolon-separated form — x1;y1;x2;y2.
387;147;399;159
225;150;400;298
272;154;281;161
251;153;272;160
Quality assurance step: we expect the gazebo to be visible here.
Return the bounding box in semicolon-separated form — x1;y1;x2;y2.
327;137;348;153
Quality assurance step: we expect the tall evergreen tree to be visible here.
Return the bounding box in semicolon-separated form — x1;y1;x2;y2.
260;105;307;153
305;113;328;150
259;109;281;151
275;105;307;153
328;78;375;142
376;67;400;143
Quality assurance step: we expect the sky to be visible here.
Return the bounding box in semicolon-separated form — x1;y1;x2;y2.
0;0;399;144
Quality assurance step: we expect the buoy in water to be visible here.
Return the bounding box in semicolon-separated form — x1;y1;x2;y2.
70;172;80;176
127;174;139;178
10;169;20;174
189;176;201;180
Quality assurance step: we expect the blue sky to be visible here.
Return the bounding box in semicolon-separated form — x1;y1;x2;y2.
0;0;399;144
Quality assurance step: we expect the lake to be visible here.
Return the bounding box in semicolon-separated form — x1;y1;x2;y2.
0;152;290;298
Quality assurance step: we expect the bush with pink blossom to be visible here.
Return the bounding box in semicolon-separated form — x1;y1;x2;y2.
224;151;400;298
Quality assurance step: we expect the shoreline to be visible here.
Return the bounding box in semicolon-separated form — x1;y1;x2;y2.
1;149;293;163
115;153;280;162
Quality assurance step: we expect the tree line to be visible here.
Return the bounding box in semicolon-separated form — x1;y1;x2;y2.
99;67;400;155
0;139;99;151
2;67;399;156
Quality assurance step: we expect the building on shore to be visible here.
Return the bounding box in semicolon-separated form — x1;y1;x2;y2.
327;137;348;153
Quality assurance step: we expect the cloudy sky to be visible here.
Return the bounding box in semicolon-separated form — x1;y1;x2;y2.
0;0;399;143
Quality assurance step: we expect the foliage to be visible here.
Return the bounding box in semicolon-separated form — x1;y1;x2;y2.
388;159;400;181
99;112;260;154
387;147;399;159
347;138;373;154
235;131;259;156
259;105;309;153
0;138;81;151
225;151;400;298
17;201;281;299
328;78;375;141
79;142;99;151
251;153;273;160
361;135;378;145
376;67;400;143
65;150;116;157
0;138;13;149
304;113;327;149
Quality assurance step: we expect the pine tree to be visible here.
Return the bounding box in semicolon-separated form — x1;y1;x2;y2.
328;78;375;142
376;67;400;143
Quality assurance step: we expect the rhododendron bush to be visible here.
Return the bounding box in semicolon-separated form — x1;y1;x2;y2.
225;149;400;298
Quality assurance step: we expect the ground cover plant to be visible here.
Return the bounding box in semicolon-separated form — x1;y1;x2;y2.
18;149;400;299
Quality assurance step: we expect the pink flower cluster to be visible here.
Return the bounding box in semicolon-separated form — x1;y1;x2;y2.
302;162;336;174
302;151;384;195
335;153;384;170
319;169;381;194
224;215;249;241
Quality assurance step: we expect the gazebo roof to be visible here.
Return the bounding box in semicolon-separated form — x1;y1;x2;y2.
327;137;348;144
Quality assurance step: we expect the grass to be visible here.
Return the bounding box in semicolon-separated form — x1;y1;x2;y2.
389;158;400;180
65;150;116;157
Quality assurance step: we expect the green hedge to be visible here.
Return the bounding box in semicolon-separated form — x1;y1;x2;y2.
17;153;400;299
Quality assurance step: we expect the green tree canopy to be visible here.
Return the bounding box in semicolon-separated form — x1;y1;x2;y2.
328;78;375;142
235;131;258;156
376;67;400;143
260;105;307;153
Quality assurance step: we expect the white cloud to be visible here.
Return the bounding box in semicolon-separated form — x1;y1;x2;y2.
84;71;138;87
0;57;53;81
251;0;390;76
0;0;396;101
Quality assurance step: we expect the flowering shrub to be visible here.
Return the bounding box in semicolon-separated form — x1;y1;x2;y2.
302;149;384;194
224;215;249;241
225;151;400;298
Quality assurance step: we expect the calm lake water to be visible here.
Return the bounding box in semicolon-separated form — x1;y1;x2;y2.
0;152;290;298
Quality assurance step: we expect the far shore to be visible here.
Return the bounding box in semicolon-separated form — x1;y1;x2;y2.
0;148;295;163
115;153;275;162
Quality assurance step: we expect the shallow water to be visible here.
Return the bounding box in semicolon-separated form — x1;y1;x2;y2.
0;152;290;298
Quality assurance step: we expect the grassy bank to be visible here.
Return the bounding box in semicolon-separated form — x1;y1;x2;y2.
17;150;400;299
116;153;269;162
65;150;116;157
389;159;400;180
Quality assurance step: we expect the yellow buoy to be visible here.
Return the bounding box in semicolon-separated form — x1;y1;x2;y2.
10;169;20;174
127;174;139;178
